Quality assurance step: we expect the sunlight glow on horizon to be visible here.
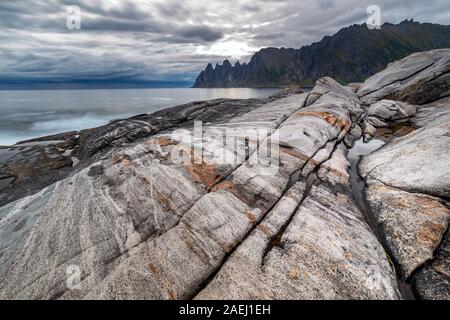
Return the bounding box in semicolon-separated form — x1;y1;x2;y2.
196;40;258;62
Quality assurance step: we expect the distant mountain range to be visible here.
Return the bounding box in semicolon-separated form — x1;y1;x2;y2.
0;79;193;90
193;20;450;88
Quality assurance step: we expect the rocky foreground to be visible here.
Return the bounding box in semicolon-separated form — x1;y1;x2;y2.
0;49;449;300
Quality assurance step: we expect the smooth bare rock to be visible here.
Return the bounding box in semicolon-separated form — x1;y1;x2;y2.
0;98;271;207
367;100;416;123
363;181;448;278
359;121;450;198
357;50;450;298
349;123;362;139
88;86;360;299
308;77;362;117
359;115;450;281
347;83;361;93
1;50;449;300
0;94;307;299
0;141;75;207
412;96;450;127
0;77;402;300
367;116;389;128
362;121;377;141
195;183;400;300
358;49;450;105
317;143;350;188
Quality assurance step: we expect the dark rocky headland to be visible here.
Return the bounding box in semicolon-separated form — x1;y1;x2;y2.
193;20;450;88
0;49;449;300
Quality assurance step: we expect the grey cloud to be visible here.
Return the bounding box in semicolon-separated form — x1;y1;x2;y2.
60;0;151;21
317;0;336;10
241;4;262;12
179;25;224;42
252;32;286;41
155;2;193;20
0;0;448;85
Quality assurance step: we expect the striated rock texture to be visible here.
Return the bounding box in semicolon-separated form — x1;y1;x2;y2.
193;20;450;88
0;97;282;207
358;49;450;105
0;49;449;300
358;49;450;297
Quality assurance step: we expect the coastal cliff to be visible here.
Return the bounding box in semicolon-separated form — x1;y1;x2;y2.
0;49;449;299
193;20;450;88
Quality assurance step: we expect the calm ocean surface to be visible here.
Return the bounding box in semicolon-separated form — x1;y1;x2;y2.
0;88;277;146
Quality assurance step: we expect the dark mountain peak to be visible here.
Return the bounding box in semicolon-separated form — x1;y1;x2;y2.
400;18;414;24
223;59;232;68
205;63;214;72
193;20;450;88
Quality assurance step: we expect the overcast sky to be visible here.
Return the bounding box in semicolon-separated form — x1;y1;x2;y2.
0;0;449;85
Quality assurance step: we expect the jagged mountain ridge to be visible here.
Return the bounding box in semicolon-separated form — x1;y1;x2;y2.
193;20;450;87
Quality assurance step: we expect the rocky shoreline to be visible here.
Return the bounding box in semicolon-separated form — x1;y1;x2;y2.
0;49;448;300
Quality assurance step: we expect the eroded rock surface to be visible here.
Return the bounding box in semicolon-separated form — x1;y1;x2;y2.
412;230;450;300
0;49;449;300
366;100;416;127
358;49;450;105
0;98;272;207
358;49;450;296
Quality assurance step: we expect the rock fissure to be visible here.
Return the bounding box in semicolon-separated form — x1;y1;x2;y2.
359;61;437;98
1;49;449;300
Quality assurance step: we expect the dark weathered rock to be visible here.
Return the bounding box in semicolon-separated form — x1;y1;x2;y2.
0;142;75;207
412;229;450;300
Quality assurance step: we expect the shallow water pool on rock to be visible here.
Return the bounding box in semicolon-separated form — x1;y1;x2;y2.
348;137;417;300
348;137;385;231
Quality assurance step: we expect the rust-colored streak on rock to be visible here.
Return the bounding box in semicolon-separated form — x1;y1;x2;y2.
257;224;272;237
148;137;176;146
180;227;212;266
211;181;250;206
417;221;446;246
185;160;222;190
288;266;301;280
121;159;131;167
374;123;417;142
147;262;160;275
321;166;349;180
112;153;132;165
165;285;177;300
154;190;180;216
246;211;257;224
211;180;235;193
339;118;351;132
296;111;350;131
280;146;310;161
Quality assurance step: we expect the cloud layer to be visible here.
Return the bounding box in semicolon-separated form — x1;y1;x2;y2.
0;0;448;85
